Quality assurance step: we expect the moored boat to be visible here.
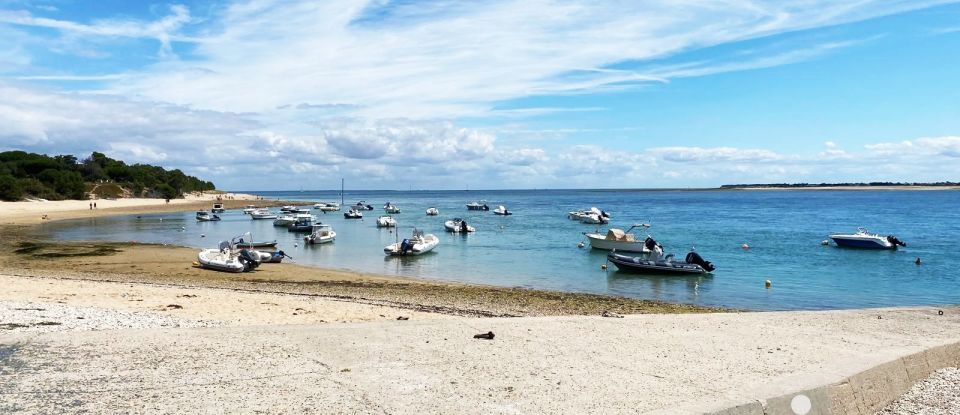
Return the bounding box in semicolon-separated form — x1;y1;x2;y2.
211;203;225;213
235;240;279;249
250;208;277;220
344;209;363;219
314;202;340;212
304;224;336;244
425;207;440;216
829;228;905;250
444;218;475;233
355;201;374;211
287;216;313;232
242;205;258;214
377;215;397;227
273;214;296;226
583;224;652;252
384;202;402;214
196;210;221;221
466;201;490;211
384;229;439;256
493;205;512;215
607;250;715;275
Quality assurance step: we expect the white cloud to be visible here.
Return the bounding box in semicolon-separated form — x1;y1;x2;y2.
866;136;960;158
647;146;783;163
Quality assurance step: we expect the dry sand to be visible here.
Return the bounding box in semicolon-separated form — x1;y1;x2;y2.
0;192;292;225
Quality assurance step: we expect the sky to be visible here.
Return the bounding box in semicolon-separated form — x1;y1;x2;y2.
0;0;959;190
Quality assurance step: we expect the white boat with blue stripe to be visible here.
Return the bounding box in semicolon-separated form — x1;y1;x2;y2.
829;228;905;250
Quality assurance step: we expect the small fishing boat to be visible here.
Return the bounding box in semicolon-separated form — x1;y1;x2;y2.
279;205;296;213
196;210;221;221
197;241;261;273
355;201;374;210
304;224;336;244
287;216;313;232
255;250;290;263
425;207;440;216
292;207;311;214
250;209;277;220
583;224;652;252
493;205;512;215
235;240;279;249
377;215;397;228
314;202;340;212
569;207;611;221
444;218;475;233
829;228;906;250
384;228;439;256
273;214;296;226
242;205;258;214
344;209;363;219
466;201;490;211
211;203;225;213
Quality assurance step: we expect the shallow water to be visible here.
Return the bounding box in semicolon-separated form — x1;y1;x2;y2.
35;189;960;310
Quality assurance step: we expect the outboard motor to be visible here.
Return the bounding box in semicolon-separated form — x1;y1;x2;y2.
399;239;412;254
460;220;469;232
482;204;489;211
237;249;262;271
886;235;906;248
600;210;609;218
644;236;661;252
685;251;715;272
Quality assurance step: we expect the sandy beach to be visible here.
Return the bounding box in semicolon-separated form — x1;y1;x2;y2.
2;197;959;413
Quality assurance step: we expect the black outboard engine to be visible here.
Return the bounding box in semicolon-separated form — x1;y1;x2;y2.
600;210;609;218
399;239;412;255
886;235;906;247
460;220;469;232
685;251;715;272
482;204;489;211
237;249;262;271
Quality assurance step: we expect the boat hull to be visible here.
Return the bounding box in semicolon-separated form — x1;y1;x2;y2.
830;236;895;249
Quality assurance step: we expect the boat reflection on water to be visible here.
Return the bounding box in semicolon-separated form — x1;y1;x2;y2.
606;271;713;305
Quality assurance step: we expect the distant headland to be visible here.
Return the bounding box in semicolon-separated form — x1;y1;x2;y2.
720;182;960;190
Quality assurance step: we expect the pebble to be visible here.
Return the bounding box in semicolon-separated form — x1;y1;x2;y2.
0;300;221;333
875;367;960;414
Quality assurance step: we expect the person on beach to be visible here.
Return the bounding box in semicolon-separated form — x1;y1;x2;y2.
94;202;97;209
89;202;92;210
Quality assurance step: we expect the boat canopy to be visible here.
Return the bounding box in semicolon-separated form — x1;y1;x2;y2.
605;229;635;241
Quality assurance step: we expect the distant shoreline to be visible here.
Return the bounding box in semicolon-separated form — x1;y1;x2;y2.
719;184;960;191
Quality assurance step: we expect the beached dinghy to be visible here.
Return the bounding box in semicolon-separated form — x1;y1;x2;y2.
235;240;279;249
493;205;512;215
255;250;290;263
583;224;652;252
344;209;363;219
829;228;906;250
196;210;221;221
444;218;475;233
384;229;439;256
425;207;440;216
607;242;715;275
377;215;397;228
304;224;336;244
197;242;261;273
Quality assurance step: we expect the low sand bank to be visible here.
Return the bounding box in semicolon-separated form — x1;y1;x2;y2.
0;240;716;317
2;306;958;413
0;192;296;225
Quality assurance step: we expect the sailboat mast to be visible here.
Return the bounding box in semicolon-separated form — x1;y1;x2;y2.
340;178;344;205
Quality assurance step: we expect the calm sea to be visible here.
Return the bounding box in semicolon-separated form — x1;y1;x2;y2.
34;189;960;310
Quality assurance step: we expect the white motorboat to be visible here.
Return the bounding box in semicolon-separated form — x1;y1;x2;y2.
466;201;490;211
279;205;296;213
250;208;277;220
287;216;314;232
444;218;475;233
377;215;397;228
197;241;260;273
314;202;341;212
304;224;336;244
211;203;225;213
344;209;363;219
425;207;440;216
583;224;653;253
569;207;611;221
830;228;906;250
293;207;311;214
196;210;221;221
493;205;512;215
384;229;439;256
273;214;296;226
607;249;715;275
242;205;258;214
384;202;402;214
354;201;374;210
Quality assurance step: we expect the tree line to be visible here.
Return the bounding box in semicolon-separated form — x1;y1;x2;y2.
720;182;959;189
0;151;215;201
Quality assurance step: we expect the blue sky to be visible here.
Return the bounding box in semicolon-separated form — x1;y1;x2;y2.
1;0;959;190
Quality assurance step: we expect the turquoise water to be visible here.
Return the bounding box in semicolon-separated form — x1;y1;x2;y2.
35;189;960;310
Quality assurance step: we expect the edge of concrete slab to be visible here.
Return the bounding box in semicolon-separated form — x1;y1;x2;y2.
707;340;960;415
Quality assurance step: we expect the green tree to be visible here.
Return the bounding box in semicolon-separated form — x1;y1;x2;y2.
0;174;22;201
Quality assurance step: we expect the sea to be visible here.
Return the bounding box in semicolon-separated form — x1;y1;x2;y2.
33;189;960;311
